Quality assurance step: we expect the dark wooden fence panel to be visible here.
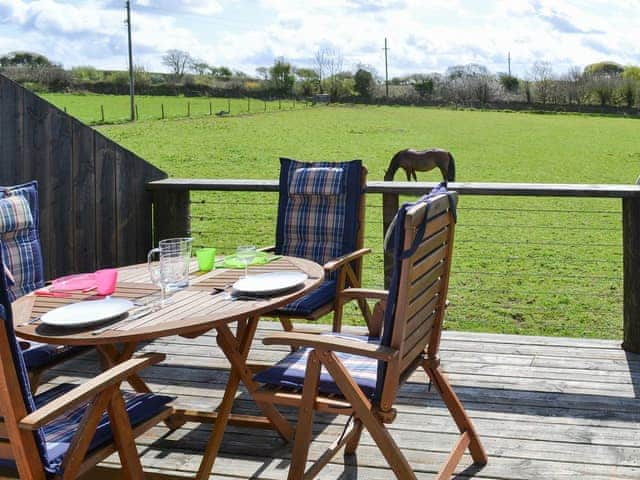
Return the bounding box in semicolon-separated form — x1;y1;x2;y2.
0;74;167;279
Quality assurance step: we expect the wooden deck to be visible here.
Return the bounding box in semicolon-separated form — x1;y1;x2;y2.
43;321;640;480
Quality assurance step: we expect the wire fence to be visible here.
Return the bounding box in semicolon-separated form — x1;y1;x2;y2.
186;190;623;339
52;96;311;126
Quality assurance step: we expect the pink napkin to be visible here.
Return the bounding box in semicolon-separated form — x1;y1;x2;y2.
95;268;118;296
48;269;118;296
51;273;96;292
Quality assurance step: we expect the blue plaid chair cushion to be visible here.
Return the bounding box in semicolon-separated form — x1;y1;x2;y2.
276;159;363;274
281;169;347;269
20;341;90;371
289;167;345;196
254;333;379;398
0;181;44;302
40;387;172;475
275;279;336;316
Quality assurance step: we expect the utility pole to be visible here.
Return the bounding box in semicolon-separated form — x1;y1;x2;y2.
383;37;389;97
125;1;135;122
508;51;511;76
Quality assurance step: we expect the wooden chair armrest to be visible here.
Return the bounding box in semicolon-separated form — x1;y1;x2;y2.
323;248;371;272
258;245;275;252
19;353;165;430
263;332;397;361
341;288;389;301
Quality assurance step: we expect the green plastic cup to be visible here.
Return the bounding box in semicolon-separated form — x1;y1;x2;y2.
196;248;216;272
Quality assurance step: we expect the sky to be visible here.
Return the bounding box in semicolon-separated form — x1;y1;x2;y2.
0;0;638;79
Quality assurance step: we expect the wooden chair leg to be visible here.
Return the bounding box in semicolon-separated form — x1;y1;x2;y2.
425;363;487;466
107;389;145;479
280;316;294;332
344;418;364;455
288;351;321;480
320;352;416;480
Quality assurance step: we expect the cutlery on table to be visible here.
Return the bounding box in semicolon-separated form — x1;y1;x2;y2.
90;306;158;335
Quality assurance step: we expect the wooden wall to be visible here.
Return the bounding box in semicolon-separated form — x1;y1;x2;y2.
0;74;167;279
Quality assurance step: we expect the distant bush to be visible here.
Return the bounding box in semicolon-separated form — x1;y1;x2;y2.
499;74;519;92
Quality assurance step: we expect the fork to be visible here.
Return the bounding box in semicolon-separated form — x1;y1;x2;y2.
18;315;42;327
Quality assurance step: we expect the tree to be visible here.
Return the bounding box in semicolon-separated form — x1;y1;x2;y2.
313;47;343;95
443;64;494;103
162;49;192;79
256;66;269;80
499;73;519;92
623;66;640;82
190;60;210;75
210;66;232;80
584;61;624;77
0;51;52;68
354;68;375;98
269;57;294;95
295;68;319;96
530;61;554;104
414;77;434;97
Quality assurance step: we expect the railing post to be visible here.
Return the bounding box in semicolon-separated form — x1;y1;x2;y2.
622;197;640;353
152;189;191;243
382;192;399;289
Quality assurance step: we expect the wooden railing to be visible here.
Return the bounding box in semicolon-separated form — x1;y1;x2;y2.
148;179;640;353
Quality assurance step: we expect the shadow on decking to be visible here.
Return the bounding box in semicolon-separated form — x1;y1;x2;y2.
626;351;640;398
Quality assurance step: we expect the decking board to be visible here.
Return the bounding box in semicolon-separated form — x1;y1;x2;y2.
44;322;638;479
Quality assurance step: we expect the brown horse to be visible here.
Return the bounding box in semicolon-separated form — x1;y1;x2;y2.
384;148;456;182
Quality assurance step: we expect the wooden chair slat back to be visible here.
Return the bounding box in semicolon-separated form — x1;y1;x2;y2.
390;193;457;376
0;314;45;478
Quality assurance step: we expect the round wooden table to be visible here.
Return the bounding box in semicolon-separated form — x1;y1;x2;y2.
14;256;324;479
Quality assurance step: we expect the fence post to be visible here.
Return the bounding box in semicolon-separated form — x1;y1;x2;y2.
101;105;105;123
135;104;139;121
187;101;191;117
623;197;640;353
209;101;212;115
161;103;165;119
152;189;191;243
382;192;399;289
227;98;231;113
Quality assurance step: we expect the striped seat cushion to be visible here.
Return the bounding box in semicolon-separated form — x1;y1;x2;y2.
253;333;379;398
0;182;44;301
39;385;173;475
275;279;336;316
20;341;90;371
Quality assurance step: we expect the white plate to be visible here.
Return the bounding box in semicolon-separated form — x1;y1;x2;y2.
232;271;308;296
41;298;134;328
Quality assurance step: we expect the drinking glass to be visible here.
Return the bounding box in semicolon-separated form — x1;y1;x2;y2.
148;262;170;306
148;237;193;305
236;245;256;278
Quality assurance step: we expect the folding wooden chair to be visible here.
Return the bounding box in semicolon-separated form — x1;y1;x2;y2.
0;264;174;479
253;187;487;479
0;181;89;388
264;158;371;333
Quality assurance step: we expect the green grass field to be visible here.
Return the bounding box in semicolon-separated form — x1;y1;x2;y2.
43;94;640;339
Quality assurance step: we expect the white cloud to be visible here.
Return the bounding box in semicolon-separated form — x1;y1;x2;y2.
0;0;638;76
